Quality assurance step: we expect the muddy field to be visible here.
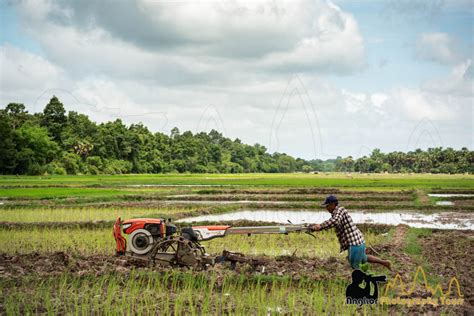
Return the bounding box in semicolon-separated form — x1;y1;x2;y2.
1;175;473;314
1;225;472;314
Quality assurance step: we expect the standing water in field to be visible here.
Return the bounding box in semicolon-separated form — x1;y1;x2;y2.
435;201;454;206
177;210;474;230
428;194;474;197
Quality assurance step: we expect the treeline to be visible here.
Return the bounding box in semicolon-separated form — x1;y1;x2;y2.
332;148;473;174
0;96;472;175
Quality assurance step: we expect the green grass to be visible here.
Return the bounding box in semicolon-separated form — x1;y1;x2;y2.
402;228;441;288
0;173;473;189
0;187;140;199
404;228;433;256
0;269;393;315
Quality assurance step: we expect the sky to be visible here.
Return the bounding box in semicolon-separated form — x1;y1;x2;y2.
0;0;472;160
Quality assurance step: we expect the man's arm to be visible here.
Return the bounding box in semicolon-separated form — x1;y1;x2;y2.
315;208;343;231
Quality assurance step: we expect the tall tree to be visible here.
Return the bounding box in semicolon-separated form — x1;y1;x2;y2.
42;96;67;143
0;111;17;173
5;103;29;129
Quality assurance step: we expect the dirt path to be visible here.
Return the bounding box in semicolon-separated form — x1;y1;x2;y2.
391;224;409;248
369;224;415;274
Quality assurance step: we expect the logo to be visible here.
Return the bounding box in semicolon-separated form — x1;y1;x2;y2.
345;269;387;306
379;266;464;307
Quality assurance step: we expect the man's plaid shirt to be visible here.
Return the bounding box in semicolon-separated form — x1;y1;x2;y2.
320;206;365;252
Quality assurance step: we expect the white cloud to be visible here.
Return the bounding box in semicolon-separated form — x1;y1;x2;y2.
0;44;69;107
260;1;365;73
390;88;455;121
378;60;472;130
422;59;474;96
415;32;464;65
341;91;388;115
371;93;388;108
13;0;366;80
342;90;367;113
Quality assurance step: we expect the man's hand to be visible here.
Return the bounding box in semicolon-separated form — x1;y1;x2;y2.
310;224;322;232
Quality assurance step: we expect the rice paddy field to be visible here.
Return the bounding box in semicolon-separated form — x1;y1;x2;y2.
0;173;473;315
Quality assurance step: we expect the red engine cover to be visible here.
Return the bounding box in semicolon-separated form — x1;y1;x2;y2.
123;218;163;234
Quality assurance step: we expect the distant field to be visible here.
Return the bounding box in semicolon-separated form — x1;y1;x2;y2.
0;173;473;190
1;173;472;212
0;187;140;198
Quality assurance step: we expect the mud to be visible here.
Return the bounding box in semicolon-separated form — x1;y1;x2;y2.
391;224;409;248
419;230;474;315
0;252;147;278
370;225;474;315
450;199;474;208
0;251;350;281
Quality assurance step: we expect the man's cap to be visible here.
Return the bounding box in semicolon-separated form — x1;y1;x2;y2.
321;195;338;206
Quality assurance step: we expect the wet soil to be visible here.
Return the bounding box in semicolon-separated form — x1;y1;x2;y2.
451;199;474;207
0;251;350;281
419;230;474;315
370;225;474;315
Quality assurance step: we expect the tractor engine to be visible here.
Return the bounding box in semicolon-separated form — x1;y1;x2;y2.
114;218;177;255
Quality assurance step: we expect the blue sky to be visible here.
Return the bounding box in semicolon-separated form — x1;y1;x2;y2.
0;2;42;54
1;0;472;159
331;0;472;91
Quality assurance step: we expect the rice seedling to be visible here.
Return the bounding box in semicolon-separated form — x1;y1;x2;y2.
0;206;202;223
0;270;393;315
0;227;115;255
0;225;388;257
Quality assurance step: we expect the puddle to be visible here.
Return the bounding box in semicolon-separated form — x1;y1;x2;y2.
428;194;474;197
177;210;474;230
436;201;454;206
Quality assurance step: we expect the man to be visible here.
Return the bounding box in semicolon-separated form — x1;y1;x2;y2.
311;195;391;270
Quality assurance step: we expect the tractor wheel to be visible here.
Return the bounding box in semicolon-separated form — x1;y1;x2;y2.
148;236;206;268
